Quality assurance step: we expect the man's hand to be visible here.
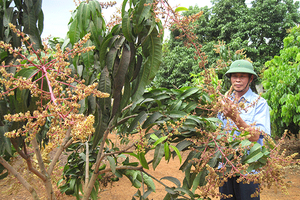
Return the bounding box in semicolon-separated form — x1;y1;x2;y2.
221;98;239;121
221;98;260;142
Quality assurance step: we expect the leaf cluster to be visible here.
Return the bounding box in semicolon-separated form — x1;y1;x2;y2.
262;25;300;136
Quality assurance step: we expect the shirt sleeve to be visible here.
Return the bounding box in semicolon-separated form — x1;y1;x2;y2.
253;98;271;136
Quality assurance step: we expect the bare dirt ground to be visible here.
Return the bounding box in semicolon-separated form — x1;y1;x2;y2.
0;135;299;200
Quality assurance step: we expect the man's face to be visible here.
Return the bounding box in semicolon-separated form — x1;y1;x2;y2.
230;73;253;92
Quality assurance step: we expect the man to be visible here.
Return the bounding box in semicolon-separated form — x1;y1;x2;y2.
218;60;271;200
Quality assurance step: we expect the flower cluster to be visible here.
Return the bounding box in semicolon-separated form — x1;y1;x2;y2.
70;114;95;141
0;24;109;144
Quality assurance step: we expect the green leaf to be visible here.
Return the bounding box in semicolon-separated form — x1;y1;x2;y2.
249;143;262;154
136;0;151;26
164;142;170;160
168;110;187;119
89;21;101;49
99;34;113;67
124;152;139;160
175;7;189;12
152;136;168;147
241;139;251;147
132;28;162;102
93;66;111;148
127;111;148;133
178;88;199;100
175;140;193;152
153;143;164;170
165;187;177;195
112;44;131;117
4;7;13;27
186;115;201;124
82;39;94;69
207;151;221;168
68;17;80;45
91;186;98;200
69;178;76;191
161;176;181;187
79;152;86;161
245;151;264;164
142;112;163;129
79;3;90;35
122;11;133;42
121;0;129;18
149;133;159;141
137;172;156;191
22;0;42;49
107;156;116;174
191;171;202;193
106;47;118;72
174;187;195;198
88;0;101;21
170;145;182;164
138;152;149;169
15;67;39;79
183;101;198;113
124;169;140;187
92;103;107;148
169;100;182;111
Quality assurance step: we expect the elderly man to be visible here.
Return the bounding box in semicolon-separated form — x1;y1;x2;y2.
218;60;271;200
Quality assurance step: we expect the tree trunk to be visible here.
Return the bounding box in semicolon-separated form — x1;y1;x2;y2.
32;137;57;200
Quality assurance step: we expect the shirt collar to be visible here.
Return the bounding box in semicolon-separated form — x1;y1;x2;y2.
230;88;253;103
240;88;253;103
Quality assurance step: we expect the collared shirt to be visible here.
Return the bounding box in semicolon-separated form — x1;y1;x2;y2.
218;88;271;146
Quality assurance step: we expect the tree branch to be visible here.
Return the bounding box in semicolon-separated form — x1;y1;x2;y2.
11;139;46;181
32;136;57;200
84;140;89;190
0;156;40;200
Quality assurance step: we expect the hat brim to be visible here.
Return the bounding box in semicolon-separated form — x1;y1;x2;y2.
225;67;258;78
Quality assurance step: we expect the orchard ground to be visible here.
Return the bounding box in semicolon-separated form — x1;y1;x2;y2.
0;134;299;200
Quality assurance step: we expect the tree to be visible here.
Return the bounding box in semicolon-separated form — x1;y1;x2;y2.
0;0;163;199
262;25;300;137
209;0;249;42
205;0;300;66
154;0;300;89
152;43;200;89
59;0;163;198
246;0;300;66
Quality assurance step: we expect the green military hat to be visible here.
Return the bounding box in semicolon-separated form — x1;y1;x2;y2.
225;60;258;78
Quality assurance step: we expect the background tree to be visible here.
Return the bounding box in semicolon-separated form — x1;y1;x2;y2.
154;0;300;89
246;0;300;66
262;25;300;137
209;0;248;42
152;43;199;88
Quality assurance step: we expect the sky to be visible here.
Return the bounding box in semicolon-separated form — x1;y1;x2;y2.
42;0;212;39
